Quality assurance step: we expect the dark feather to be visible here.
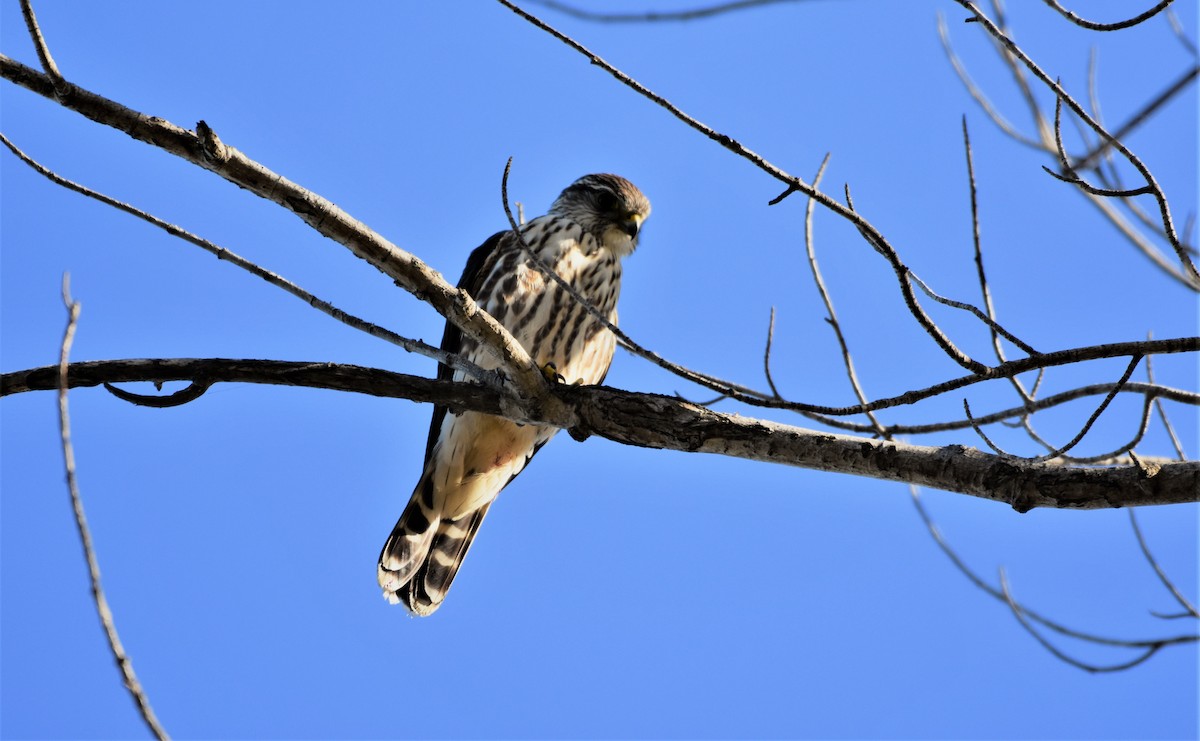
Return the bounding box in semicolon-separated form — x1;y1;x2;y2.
423;230;510;463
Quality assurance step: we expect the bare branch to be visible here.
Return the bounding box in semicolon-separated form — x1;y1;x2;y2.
498;159;762;400
18;0;66;95
0;132;495;388
954;0;1200;285
7;357;1198;511
0;54;549;403
500;0;997;374
762;307;783;399
1040;0;1176;32
943;6;1199;289
938;14;1045;150
56;279;169;740
1000;570;1168;673
1073;65;1199;172
1029;355;1141;462
911;489;1197;671
800;154;885;436
961;117;1038;411
1128;509;1200;619
1145;349;1188;461
806;380;1197;437
525;0;804;23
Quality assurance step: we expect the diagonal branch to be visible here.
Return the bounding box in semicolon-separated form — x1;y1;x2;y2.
0;132;495;387
0;54;548;404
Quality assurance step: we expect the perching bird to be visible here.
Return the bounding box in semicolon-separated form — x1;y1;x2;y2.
377;174;651;615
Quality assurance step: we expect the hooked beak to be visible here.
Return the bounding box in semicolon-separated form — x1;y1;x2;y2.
620;212;645;238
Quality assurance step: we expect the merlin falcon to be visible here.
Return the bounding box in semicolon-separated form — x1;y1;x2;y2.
377;174;651;615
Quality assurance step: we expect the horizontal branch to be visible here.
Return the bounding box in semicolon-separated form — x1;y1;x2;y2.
5;358;1197;512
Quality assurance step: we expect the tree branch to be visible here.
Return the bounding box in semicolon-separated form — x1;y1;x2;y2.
54;281;168;740
0;53;551;405
5;357;1197;511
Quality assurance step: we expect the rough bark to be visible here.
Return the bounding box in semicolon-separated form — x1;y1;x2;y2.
5;358;1196;511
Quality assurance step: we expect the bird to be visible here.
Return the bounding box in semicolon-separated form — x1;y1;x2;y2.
377;173;651;615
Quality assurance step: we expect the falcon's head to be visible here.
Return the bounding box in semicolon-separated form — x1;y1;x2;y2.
549;173;651;257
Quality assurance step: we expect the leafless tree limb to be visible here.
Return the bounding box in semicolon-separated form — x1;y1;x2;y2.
18;0;65;96
1073;64;1198;172
525;0;806;23
0;132;495;388
999;570;1176;673
0;54;552;406
1145;349;1188;461
806;380;1196;437
952;0;1200;286
940;8;1199;289
55;279;169;741
1128;509;1200;620
910;490;1196;670
800;155;886;437
762;307;783;399
6;357;1198;511
1040;0;1175;33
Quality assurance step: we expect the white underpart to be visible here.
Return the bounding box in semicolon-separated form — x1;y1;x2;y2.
430;218;621;520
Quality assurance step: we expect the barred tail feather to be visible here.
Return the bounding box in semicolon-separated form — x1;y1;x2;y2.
404;503;492;616
377;471;440;605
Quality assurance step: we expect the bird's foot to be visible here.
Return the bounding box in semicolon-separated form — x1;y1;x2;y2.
540;361;566;384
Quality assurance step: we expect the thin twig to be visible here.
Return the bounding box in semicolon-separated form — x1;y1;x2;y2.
1128;509;1200;619
999;570;1165;673
498;158;768;400
762;307;783;399
1074;66;1198;172
803;380;1196;436
956;0;1199;285
57;277;169;740
1165;7;1198;56
1041;0;1175;32
801;154;886;436
938;14;1044;150
500;0;996;374
0;132;495;387
910;488;1195;651
1144;349;1187;461
18;0;67;95
1029;355;1142;462
944;6;1198;289
962;118;1036;411
525;0;804;23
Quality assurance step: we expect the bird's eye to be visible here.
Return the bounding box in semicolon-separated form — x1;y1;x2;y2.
595;191;619;212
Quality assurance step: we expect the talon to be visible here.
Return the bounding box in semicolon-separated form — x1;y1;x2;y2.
540;362;566;383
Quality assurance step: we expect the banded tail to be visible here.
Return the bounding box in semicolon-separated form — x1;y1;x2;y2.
377;470;492;616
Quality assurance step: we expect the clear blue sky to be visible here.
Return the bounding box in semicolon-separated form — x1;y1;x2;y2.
3;2;1197;739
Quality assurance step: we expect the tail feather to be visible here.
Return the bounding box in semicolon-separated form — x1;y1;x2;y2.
377;469;493;615
377;471;440;604
404;503;492;616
